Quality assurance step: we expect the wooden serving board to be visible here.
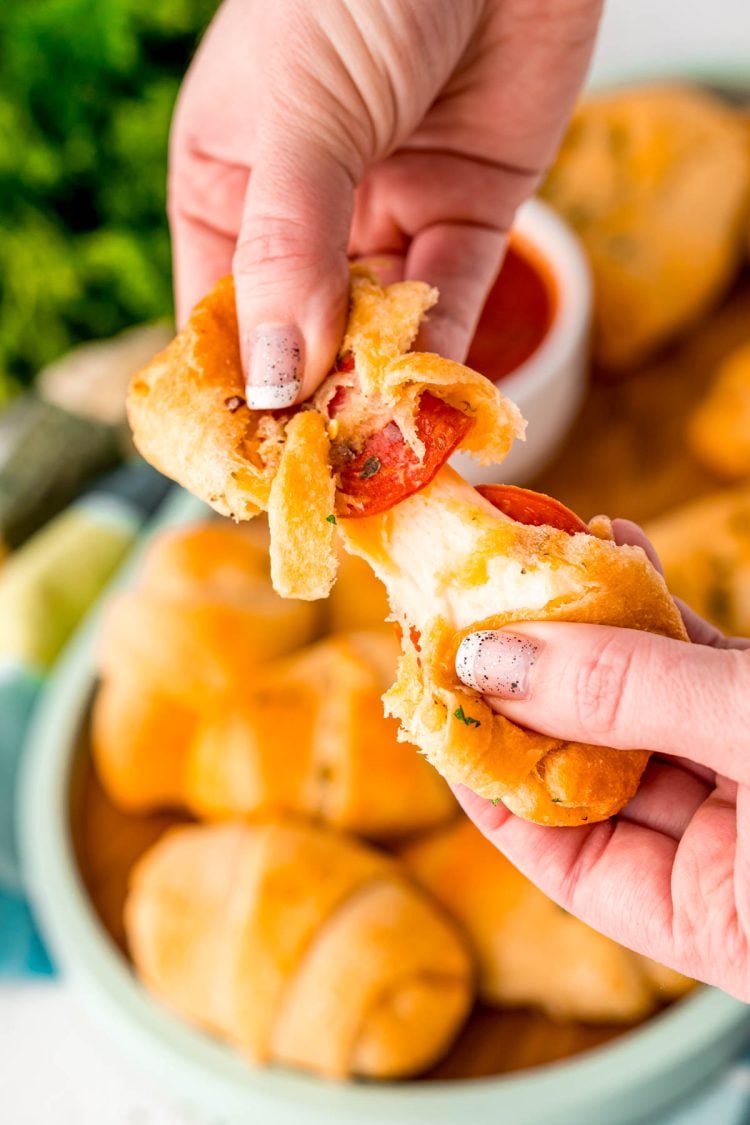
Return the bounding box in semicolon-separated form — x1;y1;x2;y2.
532;269;750;524
71;267;750;1082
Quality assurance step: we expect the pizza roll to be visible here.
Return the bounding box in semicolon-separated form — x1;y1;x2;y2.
646;484;750;636
543;84;750;369
403;817;693;1022
94;525;453;838
97;521;320;700
95;628;455;837
126;820;473;1079
688;340;750;479
339;470;687;825
127;274;686;825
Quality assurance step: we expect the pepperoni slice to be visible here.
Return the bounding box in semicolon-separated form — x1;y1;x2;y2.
333;391;473;518
477;484;589;535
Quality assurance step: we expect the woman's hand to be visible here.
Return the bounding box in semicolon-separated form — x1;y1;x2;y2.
170;0;601;407
455;520;750;999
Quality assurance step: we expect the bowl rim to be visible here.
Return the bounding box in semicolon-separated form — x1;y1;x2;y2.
18;488;750;1123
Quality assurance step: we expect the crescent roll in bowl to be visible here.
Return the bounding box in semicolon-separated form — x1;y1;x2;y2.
125;819;473;1080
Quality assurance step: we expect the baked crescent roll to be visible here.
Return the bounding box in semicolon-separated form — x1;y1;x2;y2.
95;624;455;838
646;484;750;636
687;340;750;480
542;84;750;369
185;629;455;837
125;820;473;1079
403;817;693;1022
128;273;686;825
97;521;320;701
338;468;687;825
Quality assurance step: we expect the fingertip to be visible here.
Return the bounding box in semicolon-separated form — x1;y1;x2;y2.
234;237;348;397
234;124;354;406
611;518;664;574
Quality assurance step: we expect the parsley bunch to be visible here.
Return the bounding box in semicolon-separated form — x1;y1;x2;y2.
0;0;214;391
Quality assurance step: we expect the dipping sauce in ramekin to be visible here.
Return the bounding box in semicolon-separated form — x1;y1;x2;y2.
465;237;556;385
452;197;591;485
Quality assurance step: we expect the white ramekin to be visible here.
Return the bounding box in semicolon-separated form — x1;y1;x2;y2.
451;197;592;486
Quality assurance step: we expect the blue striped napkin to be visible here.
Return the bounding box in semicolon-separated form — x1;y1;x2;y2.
0;459;171;976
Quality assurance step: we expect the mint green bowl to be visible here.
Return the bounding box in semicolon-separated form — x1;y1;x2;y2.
18;488;750;1124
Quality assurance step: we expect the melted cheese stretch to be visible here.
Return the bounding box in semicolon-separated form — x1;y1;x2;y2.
338;467;587;634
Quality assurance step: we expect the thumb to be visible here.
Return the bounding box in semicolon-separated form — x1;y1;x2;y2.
455;623;750;782
234;114;356;408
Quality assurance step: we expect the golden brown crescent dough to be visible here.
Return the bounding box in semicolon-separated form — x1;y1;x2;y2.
542;84;750;369
125;820;474;1080
127;268;523;600
338;467;688;826
93;522;454;840
646;483;750;637
403;817;693;1021
687;341;750;480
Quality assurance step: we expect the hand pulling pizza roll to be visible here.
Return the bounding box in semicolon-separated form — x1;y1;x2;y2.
128;271;686;825
338;468;687;825
125;820;474;1080
402;818;693;1022
127;267;524;599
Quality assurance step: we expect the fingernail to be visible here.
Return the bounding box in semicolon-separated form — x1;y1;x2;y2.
245;324;303;409
455;630;541;699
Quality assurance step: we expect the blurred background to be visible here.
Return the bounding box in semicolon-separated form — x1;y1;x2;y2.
2;1;750;1124
0;0;214;400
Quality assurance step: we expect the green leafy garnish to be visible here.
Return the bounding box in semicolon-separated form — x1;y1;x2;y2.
490;798;500;807
0;0;219;385
454;705;481;728
359;456;381;480
326;514;337;524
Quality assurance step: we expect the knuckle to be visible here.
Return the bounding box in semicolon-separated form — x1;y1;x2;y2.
233;216;319;280
573;632;637;741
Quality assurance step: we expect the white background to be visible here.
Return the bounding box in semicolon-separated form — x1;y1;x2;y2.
3;2;749;1122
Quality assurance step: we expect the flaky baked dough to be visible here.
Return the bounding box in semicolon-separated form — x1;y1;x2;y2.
403;817;693;1021
646;483;750;636
127;267;523;599
339;468;688;826
93;521;454;839
542;84;750;369
96;521;320;701
687;340;750;480
125;820;473;1080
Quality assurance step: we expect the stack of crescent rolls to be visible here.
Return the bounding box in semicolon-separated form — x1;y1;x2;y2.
95;517;693;1083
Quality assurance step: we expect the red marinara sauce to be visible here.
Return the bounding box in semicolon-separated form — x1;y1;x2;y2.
465;236;555;383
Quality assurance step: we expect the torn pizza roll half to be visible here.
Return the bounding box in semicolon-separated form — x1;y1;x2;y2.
127;267;523;599
338;468;687;825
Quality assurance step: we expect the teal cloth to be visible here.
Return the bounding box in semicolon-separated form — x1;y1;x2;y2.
0;460;171;976
0;669;52;975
